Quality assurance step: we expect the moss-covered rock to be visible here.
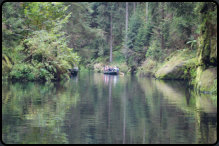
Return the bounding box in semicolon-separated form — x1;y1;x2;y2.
155;61;187;80
154;49;197;80
194;66;217;93
194;2;217;94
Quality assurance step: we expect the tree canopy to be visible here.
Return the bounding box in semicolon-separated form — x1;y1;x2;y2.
2;2;217;80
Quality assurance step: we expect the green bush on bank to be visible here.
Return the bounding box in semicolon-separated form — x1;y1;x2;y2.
9;63;55;81
10;63;37;81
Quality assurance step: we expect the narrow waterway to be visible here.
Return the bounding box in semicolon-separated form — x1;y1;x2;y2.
2;72;217;144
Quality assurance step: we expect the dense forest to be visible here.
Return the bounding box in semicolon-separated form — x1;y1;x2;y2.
2;2;217;94
1;2;217;144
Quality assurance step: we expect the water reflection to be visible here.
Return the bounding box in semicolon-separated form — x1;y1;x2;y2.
137;77;217;144
102;74;118;86
2;81;79;144
2;72;217;144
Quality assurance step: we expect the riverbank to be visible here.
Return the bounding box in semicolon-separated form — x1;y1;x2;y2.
83;46;217;95
137;48;217;95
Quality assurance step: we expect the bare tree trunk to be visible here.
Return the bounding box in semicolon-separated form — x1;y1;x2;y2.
133;2;136;14
161;2;165;20
160;2;165;50
145;2;148;23
125;2;128;58
110;11;113;63
161;34;164;50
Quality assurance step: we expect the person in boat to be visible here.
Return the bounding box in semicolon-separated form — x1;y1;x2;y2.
113;66;116;72
116;66;119;72
108;66;112;71
113;66;119;72
105;65;110;72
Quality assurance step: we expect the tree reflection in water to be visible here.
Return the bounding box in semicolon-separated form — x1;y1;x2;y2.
2;72;217;144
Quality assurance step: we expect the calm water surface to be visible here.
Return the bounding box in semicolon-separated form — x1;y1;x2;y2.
2;72;217;144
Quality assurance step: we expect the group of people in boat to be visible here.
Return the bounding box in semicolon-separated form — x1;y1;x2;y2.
104;65;119;72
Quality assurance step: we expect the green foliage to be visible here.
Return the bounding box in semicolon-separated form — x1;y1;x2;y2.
39;68;54;81
112;51;126;63
135;24;152;51
146;41;163;61
137;58;158;77
190;68;197;79
182;57;199;81
88;38;108;58
79;66;89;72
64;2;106;64
127;12;143;50
2;2;217;82
10;63;37;81
23;2;69;31
22;28;80;81
3;2;81;81
196;2;217;67
184;67;197;84
2;2;26;48
211;79;217;94
164;2;199;50
9;62;56;81
186;36;197;50
117;63;129;73
2;54;13;79
125;6;153;69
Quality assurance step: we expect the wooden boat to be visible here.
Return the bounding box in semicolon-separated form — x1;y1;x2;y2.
104;70;119;75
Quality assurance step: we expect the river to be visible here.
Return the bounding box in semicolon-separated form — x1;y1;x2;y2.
2;72;217;144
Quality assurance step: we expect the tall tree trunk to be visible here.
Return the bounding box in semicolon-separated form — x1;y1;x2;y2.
161;2;165;20
110;11;113;63
145;2;148;23
160;2;165;50
133;2;136;14
161;34;164;50
125;2;128;58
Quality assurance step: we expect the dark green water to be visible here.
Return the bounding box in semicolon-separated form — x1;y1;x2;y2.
2;72;217;144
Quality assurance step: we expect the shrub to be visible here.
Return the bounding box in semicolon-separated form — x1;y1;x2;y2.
10;63;37;81
9;62;55;81
22;29;80;81
118;63;129;73
39;68;53;81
